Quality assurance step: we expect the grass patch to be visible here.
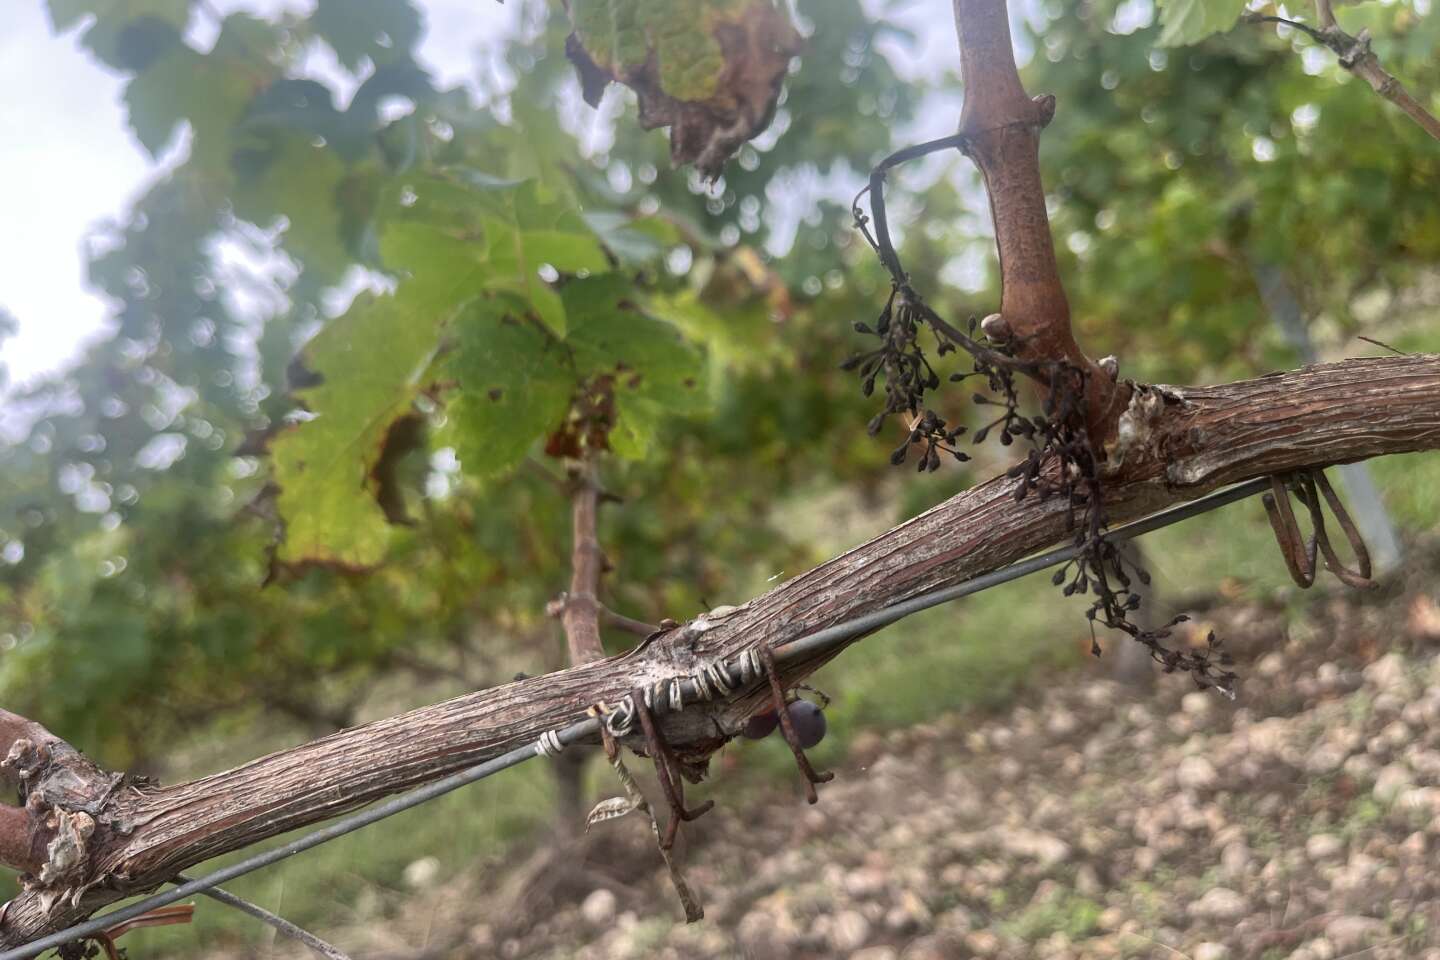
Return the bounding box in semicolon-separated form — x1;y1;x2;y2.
1000;891;1103;941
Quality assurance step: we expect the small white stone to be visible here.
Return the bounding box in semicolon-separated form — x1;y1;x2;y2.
1256;652;1285;677
997;828;1070;867
1188;887;1246;920
1325;915;1387;951
1374;763;1414;803
402;856;440;889
1305;741;1348;774
1306;833;1344;860
1182;691;1212;716
1194;943;1231;960
581;888;618;925
849;948;898;960
1046;708;1078;737
1343;753;1377;781
1395;786;1438;813
1220;841;1251;880
1364;653;1411;694
1177;755;1219;791
831;910;872;951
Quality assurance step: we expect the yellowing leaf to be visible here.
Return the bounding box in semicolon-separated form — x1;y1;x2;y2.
270;291;444;569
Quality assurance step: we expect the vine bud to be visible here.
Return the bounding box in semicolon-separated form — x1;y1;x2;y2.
980;313;1011;342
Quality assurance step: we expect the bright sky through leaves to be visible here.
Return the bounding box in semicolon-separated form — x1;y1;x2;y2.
0;0;973;396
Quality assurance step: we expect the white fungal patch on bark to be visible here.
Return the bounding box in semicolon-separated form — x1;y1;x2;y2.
1107;384;1177;471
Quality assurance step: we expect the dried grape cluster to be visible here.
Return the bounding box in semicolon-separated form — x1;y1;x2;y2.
1054;528;1237;695
849;146;1236;696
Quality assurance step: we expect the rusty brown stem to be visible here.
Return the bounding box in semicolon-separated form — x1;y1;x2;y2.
630;689;714;849
759;644;833;804
950;0;1127;440
562;462;606;665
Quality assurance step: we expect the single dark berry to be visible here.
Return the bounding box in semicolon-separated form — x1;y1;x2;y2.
742;709;780;740
786;699;826;749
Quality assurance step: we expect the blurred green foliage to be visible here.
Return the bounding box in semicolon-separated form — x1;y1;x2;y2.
2;0;1438;945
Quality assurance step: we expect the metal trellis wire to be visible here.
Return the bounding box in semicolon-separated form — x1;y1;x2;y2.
0;476;1272;960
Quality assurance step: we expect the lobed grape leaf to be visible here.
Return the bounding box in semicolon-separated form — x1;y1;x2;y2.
270;166;714;564
393;172;610;336
439;295;576;479
310;0;423;71
565;0;802;177
1156;0;1248;47
123;15;281;167
241;62;436;162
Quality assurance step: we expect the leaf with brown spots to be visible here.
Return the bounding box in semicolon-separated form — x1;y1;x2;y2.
564;274;710;458
565;0;801;178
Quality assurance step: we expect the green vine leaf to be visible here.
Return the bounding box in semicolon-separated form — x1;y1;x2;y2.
565;275;710;458
48;0;193;68
440;296;576;479
1156;0;1247;47
309;0;423;71
565;0;801;176
233;136;351;279
582;212;682;266
123;14;280;166
390;172;610;336
270;291;446;570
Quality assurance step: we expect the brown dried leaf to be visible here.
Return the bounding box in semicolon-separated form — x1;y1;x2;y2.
585;795;641;830
565;0;801;178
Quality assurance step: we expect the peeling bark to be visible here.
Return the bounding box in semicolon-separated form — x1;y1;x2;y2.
5;356;1440;947
0;710;125;913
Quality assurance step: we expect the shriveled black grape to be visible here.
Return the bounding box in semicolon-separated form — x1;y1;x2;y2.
786;699;826;749
741;708;779;740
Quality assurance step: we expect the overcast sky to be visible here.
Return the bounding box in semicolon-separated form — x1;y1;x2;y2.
0;0;985;395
